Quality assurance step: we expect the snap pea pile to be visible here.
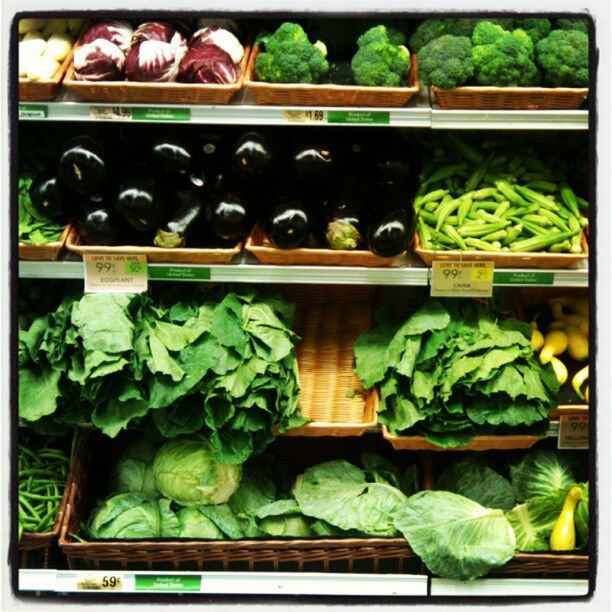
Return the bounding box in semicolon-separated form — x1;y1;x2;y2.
414;134;589;254
18;440;70;539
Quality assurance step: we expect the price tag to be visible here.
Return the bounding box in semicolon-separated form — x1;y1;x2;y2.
19;104;48;118
77;574;123;591
84;254;148;294
431;261;494;297
89;106;133;121
327;110;390;124
135;575;201;592
132;107;191;121
283;109;326;123
558;414;589;449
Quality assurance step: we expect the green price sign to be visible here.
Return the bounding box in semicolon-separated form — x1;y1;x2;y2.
135;575;201;592
132;107;191;121
148;266;211;281
19;104;48;118
327;110;390;125
124;261;147;275
494;271;554;285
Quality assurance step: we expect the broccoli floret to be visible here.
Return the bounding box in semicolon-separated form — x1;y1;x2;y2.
358;24;406;47
409;18;480;52
535;29;588;87
513;18;551;43
471;22;540;86
351;26;410;87
554;18;589;34
255;22;329;83
418;35;473;90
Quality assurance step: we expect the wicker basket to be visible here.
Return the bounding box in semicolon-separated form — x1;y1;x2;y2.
281;285;377;436
245;47;420;107
63;44;251;105
19;39;76;101
19;224;71;261
246;225;403;267
19;437;75;568
59;433;419;573
65;225;242;264
413;233;589;269
432;85;588;111
382;427;545;452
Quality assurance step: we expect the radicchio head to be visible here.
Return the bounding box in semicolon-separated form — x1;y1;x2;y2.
178;43;240;84
131;21;187;54
124;40;184;82
73;39;126;81
190;27;244;64
80;20;133;54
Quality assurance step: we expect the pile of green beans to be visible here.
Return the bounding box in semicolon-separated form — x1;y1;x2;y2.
414;135;589;254
18;442;70;539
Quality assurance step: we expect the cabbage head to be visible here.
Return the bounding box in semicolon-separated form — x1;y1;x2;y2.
109;438;158;498
153;435;242;506
87;492;161;539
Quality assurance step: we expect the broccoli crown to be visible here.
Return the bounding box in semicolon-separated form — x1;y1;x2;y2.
255;22;329;83
554;18;589;33
409;18;480;51
418;35;474;90
471;22;540;87
535;29;589;87
351;26;410;87
513;18;552;43
358;24;406;48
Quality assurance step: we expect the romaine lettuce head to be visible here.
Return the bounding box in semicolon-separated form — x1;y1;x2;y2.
510;449;582;502
109;438;158;498
153;434;241;506
87;492;161;539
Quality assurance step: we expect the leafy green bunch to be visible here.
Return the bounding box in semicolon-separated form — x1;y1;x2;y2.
354;298;559;447
19;288;305;463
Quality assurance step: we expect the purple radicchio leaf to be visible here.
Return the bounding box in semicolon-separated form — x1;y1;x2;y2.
73;39;126;81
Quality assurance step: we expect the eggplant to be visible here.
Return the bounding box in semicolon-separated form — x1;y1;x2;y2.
323;176;370;250
266;196;312;249
368;209;412;257
230;132;274;181
207;190;255;243
150;138;194;178
57;136;108;195
29;172;70;221
290;144;334;183
376;156;413;190
115;176;169;233
154;177;206;249
76;205;118;246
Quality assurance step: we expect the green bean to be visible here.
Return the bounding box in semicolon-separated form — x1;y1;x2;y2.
19;497;41;520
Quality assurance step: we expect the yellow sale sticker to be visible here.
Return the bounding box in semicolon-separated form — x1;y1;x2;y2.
558;414;589;449
431;261;494;297
84;254;148;294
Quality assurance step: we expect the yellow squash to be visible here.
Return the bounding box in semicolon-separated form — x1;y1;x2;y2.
550;357;568;385
539;330;568;365
572;365;589;400
550;486;583;551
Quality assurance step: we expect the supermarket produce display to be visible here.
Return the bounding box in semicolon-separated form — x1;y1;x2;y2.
13;12;594;601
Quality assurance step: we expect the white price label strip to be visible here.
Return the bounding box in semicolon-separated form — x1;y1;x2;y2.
83;254;148;294
76;574;124;591
89;106;133;121
283;110;326;123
